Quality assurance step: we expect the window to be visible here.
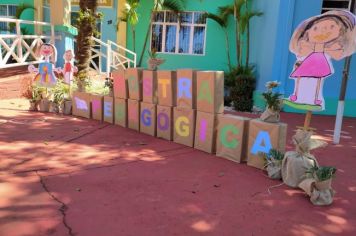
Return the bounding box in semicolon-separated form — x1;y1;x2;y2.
0;4;17;33
151;11;207;55
43;0;50;23
321;0;353;13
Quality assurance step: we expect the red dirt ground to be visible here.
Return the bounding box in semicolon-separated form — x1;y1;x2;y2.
0;99;355;236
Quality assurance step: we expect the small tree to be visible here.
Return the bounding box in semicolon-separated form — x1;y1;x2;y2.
118;0;140;52
75;0;102;92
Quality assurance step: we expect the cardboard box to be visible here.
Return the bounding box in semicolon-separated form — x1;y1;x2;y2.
215;114;250;163
72;92;91;119
103;96;114;123
194;111;217;153
247;119;287;169
127;99;140;131
157;70;176;107
142;70;158;104
156;105;173;141
196;71;224;113
140;102;157;136
90;94;104;121
176;69;196;108
112;69;128;98
114;98;127;127
126;68;143;100
173;107;196;147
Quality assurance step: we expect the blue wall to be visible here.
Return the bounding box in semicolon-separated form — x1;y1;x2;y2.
250;0;356;117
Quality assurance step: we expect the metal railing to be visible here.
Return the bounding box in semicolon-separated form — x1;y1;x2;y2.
0;18;56;68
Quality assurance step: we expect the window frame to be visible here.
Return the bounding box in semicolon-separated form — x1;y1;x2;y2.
150;10;208;56
0;4;18;33
321;0;353;12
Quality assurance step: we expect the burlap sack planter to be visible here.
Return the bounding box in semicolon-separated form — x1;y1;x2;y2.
142;70;158;104
156;105;173;141
72;92;91;119
247;119;287;170
126;68;143;101
196;71;224;113
266;160;282;179
176;69;196;109
61;100;72;115
103;96;114;124
194;111;217;153
114;98;127;127
90;94;104;122
127;99;140;131
38;98;50;112
157;70;177;107
215;114;250;163
112;69;128;99
173;107;196;147
260;108;280;123
140;102;157;136
299;178;335;206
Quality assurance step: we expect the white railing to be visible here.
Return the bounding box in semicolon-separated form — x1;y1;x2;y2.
0;18;56;68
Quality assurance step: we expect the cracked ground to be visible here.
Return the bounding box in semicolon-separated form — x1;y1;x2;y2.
1;99;356;236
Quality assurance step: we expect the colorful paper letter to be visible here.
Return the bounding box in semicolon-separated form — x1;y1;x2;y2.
199;119;208;142
251;131;272;155
178;78;192;99
141;109;152;126
220;125;239;149
175;116;190;137
104;101;112;117
197;80;212;103
158;78;170;98
157;112;169;130
74;97;88;110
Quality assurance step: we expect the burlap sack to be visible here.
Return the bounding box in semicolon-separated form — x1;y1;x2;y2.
156;105;173;141
266;159;282;179
298;178;335;206
247;119;287;169
157;70;177;106
72;92;91;119
103;96;114;123
260;108;280;123
140;102;157;136
196;71;224;113
176;69;196;108
114;98;127;127
194;111;217;153
112;69;128;98
215;114;250;163
126;68;143;100
282;130;326;188
127;99;140;131
142;70;158;104
91;94;104;121
173;107;196;147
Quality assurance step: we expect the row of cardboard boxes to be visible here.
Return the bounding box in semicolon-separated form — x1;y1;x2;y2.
112;69;224;114
73;92;287;170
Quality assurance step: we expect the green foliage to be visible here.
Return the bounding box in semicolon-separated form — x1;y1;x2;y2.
118;0;140;52
51;81;70;105
23;84;44;103
306;166;337;182
262;91;282;111
85;79;110;96
9;4;36;32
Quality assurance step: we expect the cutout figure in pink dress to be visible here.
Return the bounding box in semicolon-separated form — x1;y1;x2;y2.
287;10;356;110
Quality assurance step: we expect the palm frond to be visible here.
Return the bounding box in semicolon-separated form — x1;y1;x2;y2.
240;11;263;33
218;5;234;20
204;13;227;28
156;0;185;12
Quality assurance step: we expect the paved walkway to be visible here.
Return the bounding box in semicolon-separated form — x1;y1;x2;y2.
1;99;356;236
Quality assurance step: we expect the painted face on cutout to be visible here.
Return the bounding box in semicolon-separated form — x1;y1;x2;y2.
307;19;342;43
40;44;54;57
64;50;74;61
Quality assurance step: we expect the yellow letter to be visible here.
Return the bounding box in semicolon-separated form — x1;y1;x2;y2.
175;116;190;137
158;78;170;98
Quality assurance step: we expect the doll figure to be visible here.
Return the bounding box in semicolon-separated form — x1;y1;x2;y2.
28;43;61;88
287;10;356;110
62;50;78;85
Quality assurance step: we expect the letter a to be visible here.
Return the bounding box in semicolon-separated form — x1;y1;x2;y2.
251;131;272;155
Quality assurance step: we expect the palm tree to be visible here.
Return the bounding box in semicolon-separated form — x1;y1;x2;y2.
137;0;185;67
118;0;140;52
205;12;232;71
75;0;100;92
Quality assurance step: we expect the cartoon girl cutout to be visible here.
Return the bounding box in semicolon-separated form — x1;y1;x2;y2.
288;10;356;110
28;43;61;88
62;50;78;85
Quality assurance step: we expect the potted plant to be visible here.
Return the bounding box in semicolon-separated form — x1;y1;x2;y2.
306;166;336;191
104;76;114;97
50;81;69;113
147;49;165;71
22;84;42;111
260;81;283;123
261;149;285;179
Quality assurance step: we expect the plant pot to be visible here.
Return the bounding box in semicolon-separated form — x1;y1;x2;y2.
266;162;282;179
38;98;50;112
147;58;165;71
314;179;332;191
29;101;38;111
49;102;60;113
260;107;280;123
61;100;72;115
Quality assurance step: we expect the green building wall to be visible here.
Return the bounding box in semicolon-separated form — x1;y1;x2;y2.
126;0;240;72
